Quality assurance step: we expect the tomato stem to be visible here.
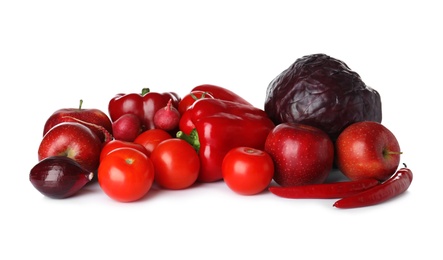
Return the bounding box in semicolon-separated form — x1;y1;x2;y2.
125;158;135;165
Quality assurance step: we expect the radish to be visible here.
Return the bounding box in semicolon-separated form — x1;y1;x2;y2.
112;113;142;142
154;99;180;131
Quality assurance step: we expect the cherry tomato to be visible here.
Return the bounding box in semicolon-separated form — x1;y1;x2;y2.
98;147;155;202
222;147;274;195
100;139;149;161
133;129;172;157
150;138;200;190
178;90;214;115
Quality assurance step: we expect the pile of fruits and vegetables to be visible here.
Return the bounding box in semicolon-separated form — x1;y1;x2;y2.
29;53;413;208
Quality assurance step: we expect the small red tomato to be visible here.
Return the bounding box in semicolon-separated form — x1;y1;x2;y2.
150;138;200;190
222;147;274;195
100;139;149;161
178;90;214;115
133;129;172;157
98;148;155;202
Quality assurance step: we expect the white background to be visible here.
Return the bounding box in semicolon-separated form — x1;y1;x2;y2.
1;1;441;259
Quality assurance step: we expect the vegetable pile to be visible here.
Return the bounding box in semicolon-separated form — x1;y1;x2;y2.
29;54;413;209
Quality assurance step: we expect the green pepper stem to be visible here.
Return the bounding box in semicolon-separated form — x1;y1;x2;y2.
141;88;150;96
176;129;200;152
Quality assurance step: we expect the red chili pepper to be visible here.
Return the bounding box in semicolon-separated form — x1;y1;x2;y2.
333;164;413;209
177;98;275;183
192;84;253;106
269;178;380;199
108;88;180;131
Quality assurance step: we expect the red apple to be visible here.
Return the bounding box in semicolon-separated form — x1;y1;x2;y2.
112;113;142;142
335;121;401;181
43;100;113;142
38;122;102;172
264;123;334;186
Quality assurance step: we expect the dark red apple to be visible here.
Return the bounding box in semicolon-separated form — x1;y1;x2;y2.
264;123;334;186
43;100;113;142
38;122;102;172
112;113;142;142
335;121;401;181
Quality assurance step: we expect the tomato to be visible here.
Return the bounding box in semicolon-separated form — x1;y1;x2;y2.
222;147;274;195
150;138;200;190
133;129;172;157
178;90;214;115
100;139;149;161
98;148;155;202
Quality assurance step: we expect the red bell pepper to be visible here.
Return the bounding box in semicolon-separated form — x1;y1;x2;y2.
192;84;253;106
108;88;180;131
177;98;275;183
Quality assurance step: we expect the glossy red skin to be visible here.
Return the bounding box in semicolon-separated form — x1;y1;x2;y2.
43;104;112;143
222;147;274;195
269;178;380;199
108;88;181;131
133;129;172;157
179;99;275;182
38;122;102;172
150;138;200;190
179;98;272;135
192;84;252;106
335;121;401;181
100;139;149;161
178;90;214;115
333;166;413;208
264;123;334;187
98;148;155;202
178;109;196;135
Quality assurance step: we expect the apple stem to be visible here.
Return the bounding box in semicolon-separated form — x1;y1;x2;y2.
383;150;403;159
62;116;113;143
386;151;403;155
79;99;83;110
